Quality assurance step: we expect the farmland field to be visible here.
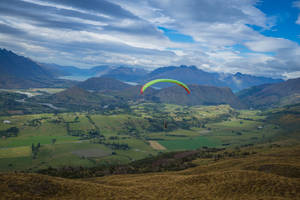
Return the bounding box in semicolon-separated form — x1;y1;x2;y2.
149;140;166;150
0;103;287;172
0;146;31;158
159;136;221;150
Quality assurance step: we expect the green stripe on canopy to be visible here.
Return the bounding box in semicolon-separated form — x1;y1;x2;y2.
140;79;191;94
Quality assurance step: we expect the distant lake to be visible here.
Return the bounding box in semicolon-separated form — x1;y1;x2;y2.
58;77;160;89
59;76;93;81
124;81;160;89
124;81;139;86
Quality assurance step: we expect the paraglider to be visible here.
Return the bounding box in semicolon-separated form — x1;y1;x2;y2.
140;79;191;94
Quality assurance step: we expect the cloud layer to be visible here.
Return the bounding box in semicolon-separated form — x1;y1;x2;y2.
0;0;299;78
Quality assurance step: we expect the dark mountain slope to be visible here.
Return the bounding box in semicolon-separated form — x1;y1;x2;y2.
155;85;246;109
222;72;283;91
237;78;300;109
0;49;75;88
74;77;245;108
89;65;113;77
0;49;52;88
77;77;131;91
41;86;127;112
102;66;148;82
142;65;283;91
50;86;100;105
111;85;159;102
76;77;158;102
40;63;113;78
144;65;222;88
40;63;92;77
0;49;51;80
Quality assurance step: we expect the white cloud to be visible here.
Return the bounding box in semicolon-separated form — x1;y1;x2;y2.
244;37;297;52
283;71;300;79
0;0;299;78
294;1;300;24
296;16;300;25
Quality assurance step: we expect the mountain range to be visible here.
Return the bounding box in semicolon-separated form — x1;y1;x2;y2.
156;84;245;108
102;65;283;92
43;77;245;109
1;48;300;109
101;66;148;82
77;77;131;91
0;48;283;91
39;63;113;78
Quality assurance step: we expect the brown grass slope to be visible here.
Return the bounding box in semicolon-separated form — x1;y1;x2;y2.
1;145;300;200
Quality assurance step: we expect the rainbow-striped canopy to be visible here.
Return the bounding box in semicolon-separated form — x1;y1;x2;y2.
140;79;191;94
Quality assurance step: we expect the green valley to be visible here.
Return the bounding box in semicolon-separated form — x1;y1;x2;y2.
0;101;290;172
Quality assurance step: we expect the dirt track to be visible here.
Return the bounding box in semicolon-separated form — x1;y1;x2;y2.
149;140;166;150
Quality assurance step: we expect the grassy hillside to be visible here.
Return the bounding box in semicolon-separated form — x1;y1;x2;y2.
0;98;299;199
1;144;299;199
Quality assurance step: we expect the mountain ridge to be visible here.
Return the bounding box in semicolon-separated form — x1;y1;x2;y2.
0;48;76;88
67;77;246;109
156;84;246;109
237;78;300;109
0;48;285;92
142;65;283;91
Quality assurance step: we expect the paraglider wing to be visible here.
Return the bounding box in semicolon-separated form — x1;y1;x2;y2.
140;79;191;94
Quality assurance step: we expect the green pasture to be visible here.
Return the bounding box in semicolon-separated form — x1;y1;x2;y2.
0;113;79;148
0;146;31;158
0;135;79;148
145;128;207;141
190;105;234;119
207;118;263;131
90;114;129;135
90;114;148;136
35;142;111;168
112;138;156;162
0;142;112;171
69;115;94;130
21;121;67;136
159;136;221;150
237;110;265;120
59;113;79;122
206;121;281;146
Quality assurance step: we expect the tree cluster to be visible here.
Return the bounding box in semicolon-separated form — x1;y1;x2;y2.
37;147;227;178
0;127;19;138
31;143;41;159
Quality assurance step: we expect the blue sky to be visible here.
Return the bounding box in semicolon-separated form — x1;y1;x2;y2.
0;0;300;79
158;27;195;43
255;0;300;43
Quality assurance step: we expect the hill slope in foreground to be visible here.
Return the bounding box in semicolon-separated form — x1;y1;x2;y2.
1;144;300;200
